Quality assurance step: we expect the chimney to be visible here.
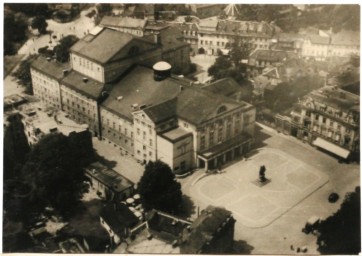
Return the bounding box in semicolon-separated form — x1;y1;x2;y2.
83;77;88;83
47;57;51;62
153;32;161;44
180;85;184;91
63;69;69;76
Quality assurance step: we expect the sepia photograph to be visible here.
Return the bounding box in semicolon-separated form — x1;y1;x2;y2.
2;2;361;254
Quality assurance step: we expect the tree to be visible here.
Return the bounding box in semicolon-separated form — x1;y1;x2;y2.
208;55;233;81
138;160;182;213
3;113;30;180
31;16;48;34
21;133;87;216
13;54;38;95
4;8;28;55
53;35;79;62
316;186;361;254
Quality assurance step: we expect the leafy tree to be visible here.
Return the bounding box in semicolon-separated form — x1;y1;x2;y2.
3;113;30;180
53;35;79;62
21;133;87;216
138;160;182;213
13;54;38;95
4;8;28;55
6;3;50;17
184;15;192;22
316;186;361;254
96;3;112;16
208;39;252;82
31;16;48;34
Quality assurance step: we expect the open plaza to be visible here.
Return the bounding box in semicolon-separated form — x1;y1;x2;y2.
181;123;360;254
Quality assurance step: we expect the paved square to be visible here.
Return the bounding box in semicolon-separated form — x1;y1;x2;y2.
187;148;329;228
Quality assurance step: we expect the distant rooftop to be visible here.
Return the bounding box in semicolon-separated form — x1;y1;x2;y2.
331;30;360;46
100;16;147;29
308;86;360;112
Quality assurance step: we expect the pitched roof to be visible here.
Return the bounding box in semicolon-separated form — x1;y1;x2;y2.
143;98;177;124
31;56;70;81
70;28;135;64
176;87;242;125
100;203;139;236
202;77;242;96
61;70;105;99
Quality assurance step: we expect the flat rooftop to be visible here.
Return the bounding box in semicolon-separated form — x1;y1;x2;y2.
161;127;192;143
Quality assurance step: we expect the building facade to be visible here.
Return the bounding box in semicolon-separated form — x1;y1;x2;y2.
277;86;359;160
197;19;276;55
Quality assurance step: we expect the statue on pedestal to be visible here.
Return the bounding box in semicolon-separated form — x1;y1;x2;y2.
259;165;266;183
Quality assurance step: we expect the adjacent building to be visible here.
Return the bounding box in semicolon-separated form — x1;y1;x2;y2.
197;19;277;55
277;86;360;160
179;206;235;254
85;162;134;201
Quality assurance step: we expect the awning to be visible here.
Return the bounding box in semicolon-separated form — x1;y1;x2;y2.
313;137;350;159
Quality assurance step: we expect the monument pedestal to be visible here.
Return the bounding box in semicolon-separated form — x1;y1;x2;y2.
252;178;271;187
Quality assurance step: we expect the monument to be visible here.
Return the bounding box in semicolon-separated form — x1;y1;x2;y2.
252;165;271;187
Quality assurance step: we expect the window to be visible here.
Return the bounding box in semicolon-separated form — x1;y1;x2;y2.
209;130;214;146
137;128;140;135
322;117;326;123
184;122;188;128
200;135;205;150
218;126;223;142
149;139;152;146
143;131;146;139
315;114;319;121
143;145;146;150
149;151;152;156
244;114;250;124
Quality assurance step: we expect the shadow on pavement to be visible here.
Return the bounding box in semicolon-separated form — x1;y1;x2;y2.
253;125;272;149
232;240;254;254
94;150;117;169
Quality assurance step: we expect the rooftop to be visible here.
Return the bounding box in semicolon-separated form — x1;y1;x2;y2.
20;103;87;137
125;229;180;253
100;16;147;29
308;86;360;112
180;206;233;253
31;56;70;81
71;28;149;64
143;98;177;124
160;126;192;143
250;49;296;63
61;70;105;99
100;203;139;236
101;66;181;121
86;162;133;193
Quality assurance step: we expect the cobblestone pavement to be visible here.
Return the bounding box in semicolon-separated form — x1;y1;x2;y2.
182;124;360;254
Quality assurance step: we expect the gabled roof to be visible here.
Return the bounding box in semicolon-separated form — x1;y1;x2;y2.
199;19;218;29
143;98;177;124
31;56;70;81
250;49;293;62
202;77;243;96
70;28;135;64
176;87;242;125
